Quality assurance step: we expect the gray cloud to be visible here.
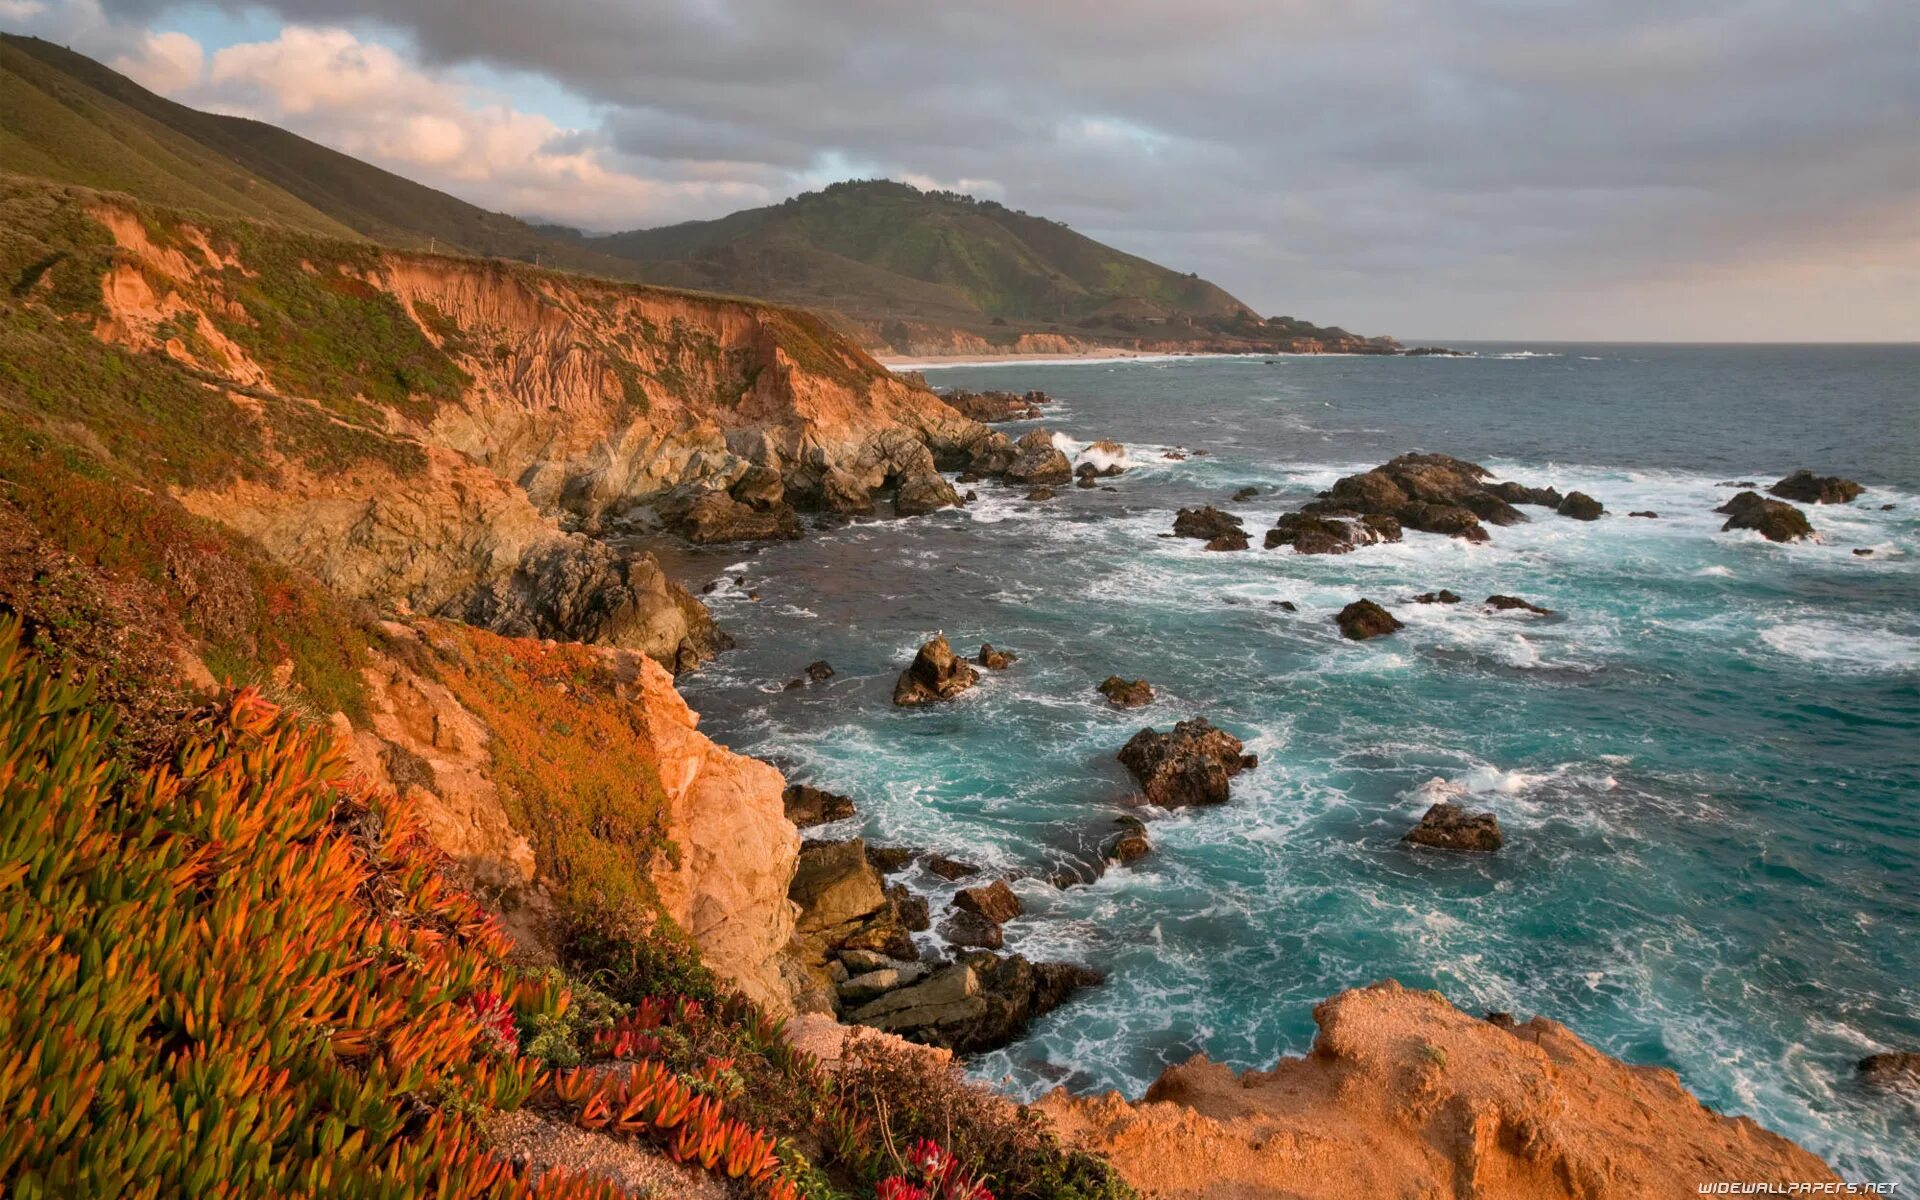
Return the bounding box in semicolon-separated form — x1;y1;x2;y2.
75;0;1920;337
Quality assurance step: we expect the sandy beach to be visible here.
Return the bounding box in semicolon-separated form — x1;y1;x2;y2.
879;348;1233;370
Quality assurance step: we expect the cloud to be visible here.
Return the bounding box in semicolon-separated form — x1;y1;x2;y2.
37;0;1920;337
110;29;201;91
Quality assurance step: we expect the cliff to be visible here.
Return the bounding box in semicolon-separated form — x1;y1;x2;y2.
1037;980;1839;1199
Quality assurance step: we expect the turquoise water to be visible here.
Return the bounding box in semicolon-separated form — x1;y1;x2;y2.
673;345;1920;1181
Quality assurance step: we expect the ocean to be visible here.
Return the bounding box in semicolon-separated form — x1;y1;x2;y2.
670;344;1920;1181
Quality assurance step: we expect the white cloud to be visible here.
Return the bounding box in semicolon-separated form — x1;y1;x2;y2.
110;30;203;92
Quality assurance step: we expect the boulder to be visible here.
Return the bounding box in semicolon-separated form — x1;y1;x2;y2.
783;784;856;826
1717;492;1814;542
805;659;835;682
1485;594;1553;615
790;839;889;935
1097;676;1155;708
1272;600;1298;612
1232;486;1261;502
1265;511;1401;554
1118;718;1257;808
1402;802;1503;852
682;490;804;543
838;962;930;1004
888;884;931;932
1557;491;1605;521
922;853;980;881
977;643;1018;669
1628;510;1659;519
892;635;980;706
866;844;915;874
1336;599;1403;640
1025;486;1056;501
819;467;875;515
1204;531;1250;552
1410;590;1461;604
936;911;1003;950
730;464;785;510
1769;470;1862;505
1486;481;1563;508
1005;430;1073;485
1172;506;1244;541
846;964;987;1032
837;919;917;961
1103;816;1152;864
1075;475;1099;489
953;879;1023;924
895;469;961;517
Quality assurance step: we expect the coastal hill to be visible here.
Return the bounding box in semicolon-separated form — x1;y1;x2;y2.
2;34;1391;357
554;180;1395;355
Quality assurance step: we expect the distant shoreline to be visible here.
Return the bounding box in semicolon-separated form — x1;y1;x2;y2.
878;349;1331;370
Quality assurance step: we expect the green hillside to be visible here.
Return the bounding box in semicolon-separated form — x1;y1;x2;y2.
0;34;649;277
583;179;1256;326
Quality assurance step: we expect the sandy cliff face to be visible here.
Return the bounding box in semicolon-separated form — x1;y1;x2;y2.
1037;980;1838;1200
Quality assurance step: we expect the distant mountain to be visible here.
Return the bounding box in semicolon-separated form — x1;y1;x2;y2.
0;34;648;278
1;35;1391;353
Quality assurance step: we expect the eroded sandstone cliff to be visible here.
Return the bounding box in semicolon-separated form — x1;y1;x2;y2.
1037;980;1838;1200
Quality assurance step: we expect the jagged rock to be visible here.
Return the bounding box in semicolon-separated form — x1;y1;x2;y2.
1085;440;1128;474
937;911;1004;949
895;468;962;516
838;962;931;1004
837;919;918;961
1104;816;1152;864
977;643;1017;669
1173;507;1244;541
953;879;1023;924
1336;599;1403;640
1097;676;1155;708
783;784;856;826
805;660;835;681
1557;491;1605;521
1485;481;1564;508
682;489;803;543
1770;470;1862;505
1205;531;1250;552
1410;590;1461;604
923;853;980;881
1402;802;1503;852
847;963;986;1031
1486;595;1552;615
837;948;897;973
790;839;889;935
1232;486;1261;502
1118;718;1257;808
849;953;1102;1055
1856;1052;1920;1088
892;636;980;706
866;845;916;873
940;388;1048;422
889;884;931;932
1301;453;1586;543
819;467;876;515
1264;512;1401;554
1718;492;1814;542
730;464;784;510
1005;430;1074;485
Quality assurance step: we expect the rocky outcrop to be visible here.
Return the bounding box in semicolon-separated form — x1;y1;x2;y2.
1118;719;1257;808
1304;454;1587;545
680;489;804;543
1556;491;1604;521
1037;981;1838;1200
1856;1051;1920;1088
1718;492;1815;542
1402;802;1504;851
1004;430;1074;485
977;643;1018;669
1770;470;1863;505
1411;590;1461;604
953;879;1023;925
892;635;980;706
1097;676;1155;708
1335;599;1402;640
1103;816;1153;864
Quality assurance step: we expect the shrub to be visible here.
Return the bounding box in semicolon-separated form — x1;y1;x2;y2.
0;618;604;1198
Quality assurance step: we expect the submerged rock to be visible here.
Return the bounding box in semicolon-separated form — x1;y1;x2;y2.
1402;802;1503;852
1336;599;1403;640
1629;510;1660;519
922;853;981;881
1770;469;1863;505
1232;486;1261;502
1204;531;1251;552
1097;676;1155;708
1486;594;1553;615
1717;491;1815;542
1118;718;1257;807
1410;590;1461;604
892;635;980;706
1103;815;1153;864
783;784;856;826
1265;512;1401;554
1024;486;1056;501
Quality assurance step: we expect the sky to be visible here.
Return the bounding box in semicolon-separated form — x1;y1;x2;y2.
8;0;1918;341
